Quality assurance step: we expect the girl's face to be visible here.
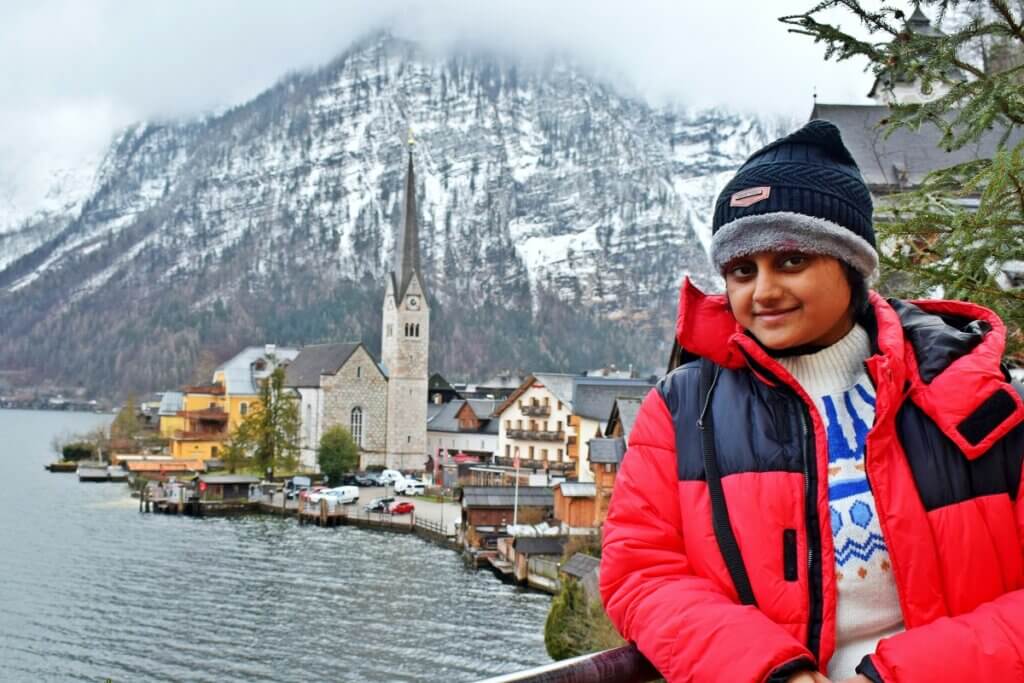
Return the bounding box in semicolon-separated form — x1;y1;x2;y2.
724;251;854;351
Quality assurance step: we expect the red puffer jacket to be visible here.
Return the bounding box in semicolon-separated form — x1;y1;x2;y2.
600;279;1024;683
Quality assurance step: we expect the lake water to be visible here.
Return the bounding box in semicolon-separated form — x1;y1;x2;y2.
0;410;551;682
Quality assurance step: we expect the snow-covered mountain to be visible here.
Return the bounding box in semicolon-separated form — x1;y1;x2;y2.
0;32;786;398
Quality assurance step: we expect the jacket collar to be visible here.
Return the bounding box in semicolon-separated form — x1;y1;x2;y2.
674;278;1023;458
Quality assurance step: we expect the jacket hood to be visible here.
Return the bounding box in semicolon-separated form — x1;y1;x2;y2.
675;278;1023;459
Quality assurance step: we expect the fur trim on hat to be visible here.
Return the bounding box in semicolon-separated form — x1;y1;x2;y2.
709;211;879;278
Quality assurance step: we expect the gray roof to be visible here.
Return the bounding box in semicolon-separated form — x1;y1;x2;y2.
426;399;500;434
284;343;365;388
427;403;445;421
589;437;627;464
158;391;184;416
614;397;643;439
561;553;600;579
573;379;653;421
514;537;566;556
558;482;596;498
197;475;261;484
811;104;1024;189
533;373;577;410
217;346;300;394
462;486;554;508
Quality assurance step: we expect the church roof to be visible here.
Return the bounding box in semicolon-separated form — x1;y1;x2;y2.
284;342;374;388
811;103;1024;189
392;146;426;300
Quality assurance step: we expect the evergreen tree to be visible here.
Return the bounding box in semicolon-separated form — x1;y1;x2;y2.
781;1;1024;360
317;425;360;485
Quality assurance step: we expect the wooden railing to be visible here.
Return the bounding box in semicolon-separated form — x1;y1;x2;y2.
508;429;565;442
520;404;552;417
476;645;660;683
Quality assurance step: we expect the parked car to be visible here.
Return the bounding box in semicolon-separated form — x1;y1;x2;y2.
284;476;312;500
363;496;394;513
355;472;382;486
389;501;415;515
339;473;360;486
308;486;359;505
394;478;425;496
379;469;404;486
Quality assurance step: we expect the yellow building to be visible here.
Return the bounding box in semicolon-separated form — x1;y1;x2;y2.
158;391;186;438
165;345;299;461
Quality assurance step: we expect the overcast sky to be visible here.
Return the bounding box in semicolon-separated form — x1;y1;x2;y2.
0;0;905;221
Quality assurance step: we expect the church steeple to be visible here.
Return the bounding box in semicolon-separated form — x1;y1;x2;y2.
394;131;423;299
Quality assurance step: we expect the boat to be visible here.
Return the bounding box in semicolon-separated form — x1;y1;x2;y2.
107;465;129;481
45;461;78;473
77;462;110;482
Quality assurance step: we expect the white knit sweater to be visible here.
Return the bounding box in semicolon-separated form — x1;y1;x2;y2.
777;325;904;679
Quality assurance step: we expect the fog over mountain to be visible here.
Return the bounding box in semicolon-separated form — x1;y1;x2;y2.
0;32;790;398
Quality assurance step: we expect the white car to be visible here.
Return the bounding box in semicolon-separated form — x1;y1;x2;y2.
308;485;359;505
379;469;404;486
394;478;425;496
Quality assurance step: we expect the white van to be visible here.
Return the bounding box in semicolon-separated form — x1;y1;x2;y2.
308;486;359;505
379;469;404;486
394;477;425;496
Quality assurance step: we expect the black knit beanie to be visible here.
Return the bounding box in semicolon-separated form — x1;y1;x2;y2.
709;119;878;278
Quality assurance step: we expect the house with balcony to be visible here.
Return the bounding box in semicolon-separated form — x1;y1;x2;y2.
167;345;298;461
493;373;653;483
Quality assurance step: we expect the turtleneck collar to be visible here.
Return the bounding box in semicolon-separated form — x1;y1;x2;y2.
775;324;871;397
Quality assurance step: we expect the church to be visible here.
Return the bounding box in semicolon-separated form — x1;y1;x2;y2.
287;137;430;472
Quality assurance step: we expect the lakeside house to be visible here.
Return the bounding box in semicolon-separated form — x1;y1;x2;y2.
460;485;554;549
284;342;388;471
194;474;261;502
164;345;299;461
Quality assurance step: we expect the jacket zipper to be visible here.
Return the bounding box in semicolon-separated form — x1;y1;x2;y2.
797;401;824;663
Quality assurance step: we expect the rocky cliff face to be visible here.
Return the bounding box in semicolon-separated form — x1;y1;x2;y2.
0;33;784;398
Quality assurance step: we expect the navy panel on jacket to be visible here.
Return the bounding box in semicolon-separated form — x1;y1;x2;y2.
658;361;805;481
897;399;1024;511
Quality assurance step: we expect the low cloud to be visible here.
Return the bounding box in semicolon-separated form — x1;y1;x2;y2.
0;0;881;222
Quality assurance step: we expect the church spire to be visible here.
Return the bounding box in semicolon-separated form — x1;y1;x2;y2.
394;130;422;299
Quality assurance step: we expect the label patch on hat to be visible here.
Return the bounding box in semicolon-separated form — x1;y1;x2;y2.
730;186;771;207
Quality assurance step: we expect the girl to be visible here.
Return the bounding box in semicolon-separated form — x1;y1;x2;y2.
600;120;1024;683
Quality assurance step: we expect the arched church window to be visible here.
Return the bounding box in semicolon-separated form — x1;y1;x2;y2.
350;407;363;448
414;324;420;337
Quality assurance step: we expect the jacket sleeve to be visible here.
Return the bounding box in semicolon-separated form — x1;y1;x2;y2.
600;390;814;683
857;471;1024;682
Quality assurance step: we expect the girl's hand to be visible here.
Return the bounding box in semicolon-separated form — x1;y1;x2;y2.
836;677;871;683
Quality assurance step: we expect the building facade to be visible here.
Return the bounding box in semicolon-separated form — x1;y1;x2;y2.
493;373;652;483
286;342;388;470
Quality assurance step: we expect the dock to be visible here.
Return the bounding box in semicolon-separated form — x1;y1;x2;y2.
297;498;415;533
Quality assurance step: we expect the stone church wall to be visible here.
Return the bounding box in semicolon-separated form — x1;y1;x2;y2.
322;346;388;469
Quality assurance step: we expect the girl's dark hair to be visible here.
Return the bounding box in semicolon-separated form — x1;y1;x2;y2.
845;264;870;317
